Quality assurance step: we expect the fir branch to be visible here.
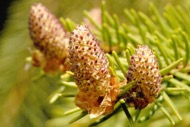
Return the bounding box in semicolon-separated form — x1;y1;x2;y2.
161;92;182;121
88;104;122;127
120;99;134;127
160;58;183;76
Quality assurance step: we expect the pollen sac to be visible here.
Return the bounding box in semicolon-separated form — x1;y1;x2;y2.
28;3;69;73
123;45;161;109
69;25;118;118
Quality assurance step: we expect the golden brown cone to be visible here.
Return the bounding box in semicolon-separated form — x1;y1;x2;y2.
123;45;161;109
69;25;118;118
29;3;69;73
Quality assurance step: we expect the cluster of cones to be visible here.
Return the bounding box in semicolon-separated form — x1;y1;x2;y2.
28;3;161;118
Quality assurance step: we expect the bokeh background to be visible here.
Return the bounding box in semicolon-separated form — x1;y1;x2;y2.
0;0;190;127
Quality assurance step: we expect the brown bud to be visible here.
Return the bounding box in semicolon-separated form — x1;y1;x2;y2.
69;25;118;118
123;45;161;109
28;3;69;73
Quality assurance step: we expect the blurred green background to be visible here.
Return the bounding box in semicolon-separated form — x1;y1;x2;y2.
0;0;190;127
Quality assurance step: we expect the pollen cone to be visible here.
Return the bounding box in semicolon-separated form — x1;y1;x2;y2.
29;3;69;73
123;45;161;109
69;25;118;118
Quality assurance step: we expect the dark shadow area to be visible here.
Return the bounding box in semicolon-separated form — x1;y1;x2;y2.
0;0;13;31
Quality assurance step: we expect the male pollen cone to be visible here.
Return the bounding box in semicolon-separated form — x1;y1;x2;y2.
69;25;118;118
28;3;69;73
123;45;161;109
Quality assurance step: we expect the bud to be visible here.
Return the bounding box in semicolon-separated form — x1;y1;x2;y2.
83;8;101;29
28;3;69;73
123;45;161;109
69;25;118;118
